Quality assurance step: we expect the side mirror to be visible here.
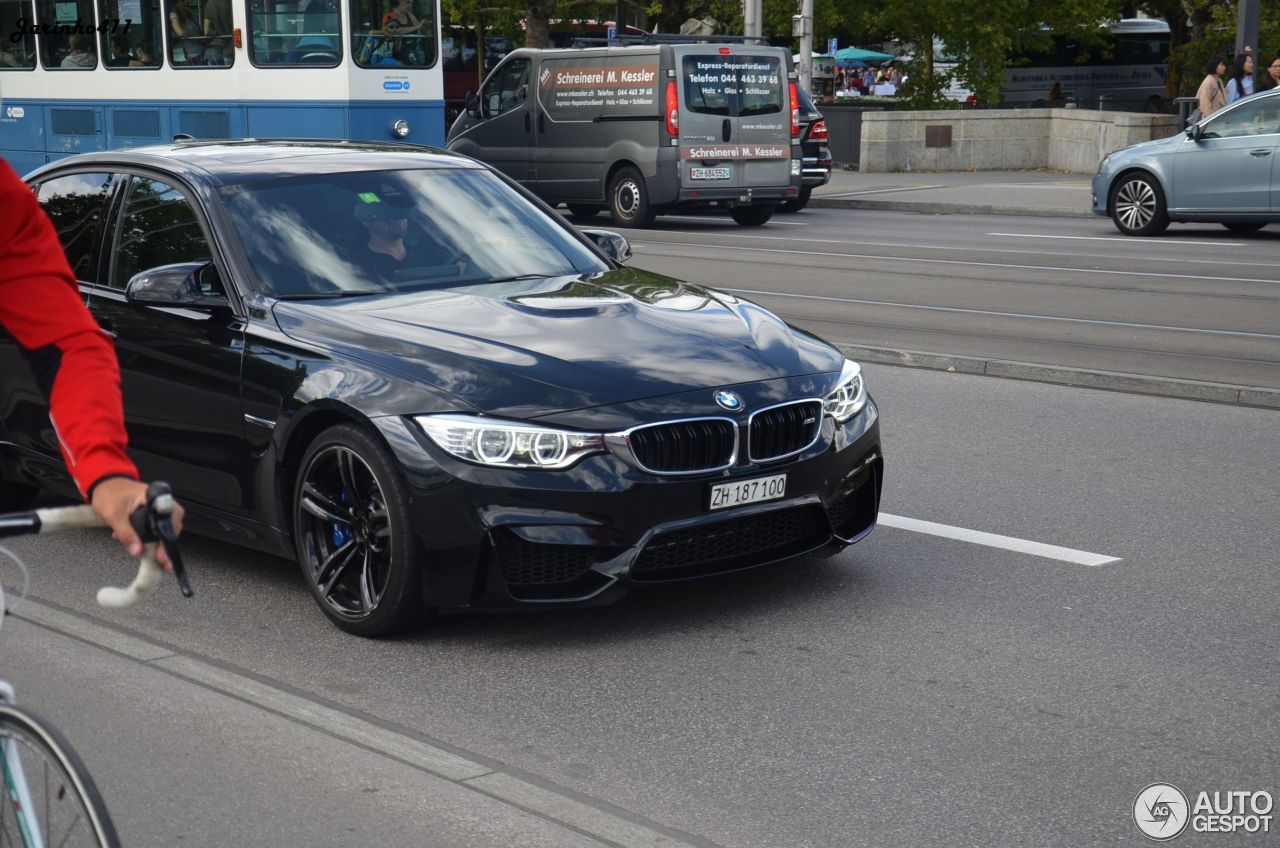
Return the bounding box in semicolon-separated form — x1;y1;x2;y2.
1185;123;1201;141
581;229;632;264
465;90;480;119
125;261;230;309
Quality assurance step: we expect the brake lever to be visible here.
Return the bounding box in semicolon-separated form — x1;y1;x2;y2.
127;482;193;598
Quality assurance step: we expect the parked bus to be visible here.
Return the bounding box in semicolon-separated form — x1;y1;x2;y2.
940;19;1170;111
0;0;445;174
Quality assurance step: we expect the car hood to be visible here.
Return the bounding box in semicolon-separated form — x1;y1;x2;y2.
271;268;844;417
1114;133;1183;159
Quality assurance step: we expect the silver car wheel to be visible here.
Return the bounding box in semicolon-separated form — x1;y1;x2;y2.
1115;179;1156;230
614;178;641;218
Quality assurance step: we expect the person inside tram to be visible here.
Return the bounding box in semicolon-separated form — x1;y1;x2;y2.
130;38;159;67
202;0;233;64
380;0;424;64
61;34;96;68
168;0;205;63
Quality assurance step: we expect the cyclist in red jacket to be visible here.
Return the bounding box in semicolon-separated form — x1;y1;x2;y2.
0;158;183;563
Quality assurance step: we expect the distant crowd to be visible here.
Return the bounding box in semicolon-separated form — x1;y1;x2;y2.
834;65;905;97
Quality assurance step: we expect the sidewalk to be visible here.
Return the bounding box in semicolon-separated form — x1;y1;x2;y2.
809;169;1096;218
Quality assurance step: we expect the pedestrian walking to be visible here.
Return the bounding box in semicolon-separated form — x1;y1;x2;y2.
1226;53;1255;103
1196;56;1227;119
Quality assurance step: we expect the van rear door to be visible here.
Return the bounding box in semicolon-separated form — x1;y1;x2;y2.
673;46;792;194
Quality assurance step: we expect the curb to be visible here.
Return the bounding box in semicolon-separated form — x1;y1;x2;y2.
808;196;1096;219
836;344;1280;410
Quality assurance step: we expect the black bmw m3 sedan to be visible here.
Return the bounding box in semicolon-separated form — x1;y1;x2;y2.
2;141;882;635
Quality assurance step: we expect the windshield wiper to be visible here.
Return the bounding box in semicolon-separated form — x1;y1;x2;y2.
483;273;563;284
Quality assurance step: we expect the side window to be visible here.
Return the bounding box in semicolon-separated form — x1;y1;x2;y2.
37;0;98;69
250;0;339;67
1204;98;1280;139
0;0;38;68
99;0;164;68
165;0;232;66
481;57;529;117
112;177;213;289
350;0;434;69
35;172;117;284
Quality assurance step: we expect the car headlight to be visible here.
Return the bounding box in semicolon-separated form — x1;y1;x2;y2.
415;414;604;469
823;360;866;423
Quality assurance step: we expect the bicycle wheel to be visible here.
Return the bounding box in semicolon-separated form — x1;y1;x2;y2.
0;704;121;847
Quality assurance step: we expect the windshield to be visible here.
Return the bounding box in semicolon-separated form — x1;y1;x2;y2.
221;167;608;298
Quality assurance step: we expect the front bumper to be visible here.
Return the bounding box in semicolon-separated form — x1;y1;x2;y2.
373;397;883;611
1090;171;1111;217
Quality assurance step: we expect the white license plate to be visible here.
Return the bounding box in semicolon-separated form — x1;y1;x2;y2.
709;473;787;510
690;166;731;180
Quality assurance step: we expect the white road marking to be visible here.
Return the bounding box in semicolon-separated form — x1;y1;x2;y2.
635;231;1280;269
878;513;1120;566
989;232;1246;247
634;239;1280;288
725;286;1280;339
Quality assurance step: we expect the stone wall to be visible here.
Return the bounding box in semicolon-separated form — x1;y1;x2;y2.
858;108;1181;173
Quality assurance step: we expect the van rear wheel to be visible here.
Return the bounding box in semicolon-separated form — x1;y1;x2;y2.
607;168;654;228
731;204;775;226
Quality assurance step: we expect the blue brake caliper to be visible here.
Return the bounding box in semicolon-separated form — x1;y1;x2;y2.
331;487;351;547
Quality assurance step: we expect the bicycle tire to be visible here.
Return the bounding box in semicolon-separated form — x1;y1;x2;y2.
0;704;121;848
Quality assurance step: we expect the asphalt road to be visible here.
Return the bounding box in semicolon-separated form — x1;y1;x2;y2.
2;363;1276;847
620;207;1280;392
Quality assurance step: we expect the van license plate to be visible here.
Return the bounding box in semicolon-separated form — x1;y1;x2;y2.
709;473;786;510
690;167;731;180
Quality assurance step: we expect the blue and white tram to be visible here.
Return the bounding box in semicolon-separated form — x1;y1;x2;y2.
0;0;444;174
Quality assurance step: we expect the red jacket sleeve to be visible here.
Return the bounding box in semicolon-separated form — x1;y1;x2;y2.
0;158;139;498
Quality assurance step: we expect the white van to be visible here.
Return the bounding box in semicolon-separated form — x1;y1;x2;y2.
446;41;804;227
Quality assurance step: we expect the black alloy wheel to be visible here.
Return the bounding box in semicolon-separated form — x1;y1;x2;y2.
1109;173;1169;236
1222;222;1267;232
731;204;775;226
293;424;426;636
608;167;655;228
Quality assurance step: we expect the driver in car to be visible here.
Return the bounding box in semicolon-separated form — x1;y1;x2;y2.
353;195;467;282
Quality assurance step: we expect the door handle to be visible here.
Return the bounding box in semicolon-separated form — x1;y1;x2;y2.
524;112;530;133
97;319;117;339
1250;149;1272;157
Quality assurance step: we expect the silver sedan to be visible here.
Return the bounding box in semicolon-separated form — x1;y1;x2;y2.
1092;87;1280;236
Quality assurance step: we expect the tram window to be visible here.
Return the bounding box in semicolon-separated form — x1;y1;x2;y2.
351;0;434;69
98;0;163;67
36;0;98;69
112;176;213;289
165;0;224;66
0;0;38;68
35;172;118;285
249;0;340;67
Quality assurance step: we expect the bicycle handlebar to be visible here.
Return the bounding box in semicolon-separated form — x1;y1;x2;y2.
0;481;191;608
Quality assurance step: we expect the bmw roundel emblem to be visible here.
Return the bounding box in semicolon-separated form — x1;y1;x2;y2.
714;390;743;411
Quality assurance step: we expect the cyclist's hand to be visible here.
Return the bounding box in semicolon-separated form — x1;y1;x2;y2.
90;478;185;571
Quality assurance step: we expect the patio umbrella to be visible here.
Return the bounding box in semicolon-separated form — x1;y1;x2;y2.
835;46;894;64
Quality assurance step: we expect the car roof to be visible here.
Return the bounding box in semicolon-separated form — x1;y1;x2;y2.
27;139;480;186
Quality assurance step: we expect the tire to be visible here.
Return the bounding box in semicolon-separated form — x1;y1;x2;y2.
293;423;428;637
731;204;775;227
777;187;813;214
0;704;121;847
565;204;600;219
1223;222;1267;233
1109;173;1169;236
607;167;655;228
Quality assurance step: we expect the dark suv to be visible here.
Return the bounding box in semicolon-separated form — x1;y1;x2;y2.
779;85;832;213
